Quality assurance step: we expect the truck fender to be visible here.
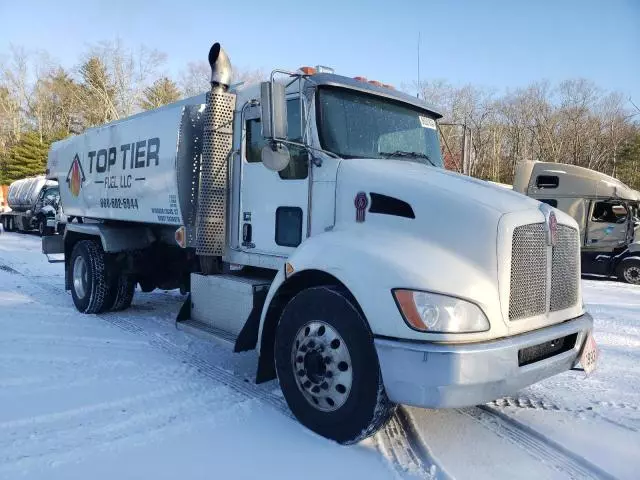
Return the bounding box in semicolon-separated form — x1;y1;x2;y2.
62;223;156;290
65;223;156;253
254;227;500;383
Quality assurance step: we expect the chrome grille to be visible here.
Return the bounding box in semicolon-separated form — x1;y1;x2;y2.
509;223;547;320
550;225;579;311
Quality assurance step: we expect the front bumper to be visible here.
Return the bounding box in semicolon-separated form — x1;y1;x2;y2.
375;313;593;408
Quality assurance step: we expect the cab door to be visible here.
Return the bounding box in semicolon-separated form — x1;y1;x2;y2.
585;200;629;250
239;98;309;257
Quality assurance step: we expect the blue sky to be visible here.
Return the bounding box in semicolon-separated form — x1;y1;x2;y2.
0;0;638;103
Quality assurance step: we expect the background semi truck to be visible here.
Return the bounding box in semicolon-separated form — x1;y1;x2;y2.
514;161;640;284
1;176;59;236
43;42;597;443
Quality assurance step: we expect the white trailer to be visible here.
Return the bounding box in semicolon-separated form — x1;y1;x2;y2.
1;176;59;235
43;43;597;444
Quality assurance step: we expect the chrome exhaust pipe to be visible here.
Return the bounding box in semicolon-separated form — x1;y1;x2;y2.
196;42;237;271
208;43;232;91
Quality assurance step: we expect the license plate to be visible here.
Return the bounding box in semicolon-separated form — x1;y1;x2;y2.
580;332;599;376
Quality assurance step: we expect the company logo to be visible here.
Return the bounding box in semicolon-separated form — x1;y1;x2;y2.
66;154;86;197
540;203;558;246
354;192;368;223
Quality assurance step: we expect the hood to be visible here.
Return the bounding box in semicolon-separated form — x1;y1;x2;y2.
337;159;539;217
334;159;549;285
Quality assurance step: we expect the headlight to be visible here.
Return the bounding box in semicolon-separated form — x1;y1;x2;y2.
393;289;490;333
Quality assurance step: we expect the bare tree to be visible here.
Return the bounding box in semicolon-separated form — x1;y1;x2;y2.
179;60;265;97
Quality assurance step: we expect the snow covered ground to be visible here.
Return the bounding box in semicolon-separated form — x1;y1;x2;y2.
0;231;638;479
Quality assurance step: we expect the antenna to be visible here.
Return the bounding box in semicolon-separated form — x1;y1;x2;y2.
417;32;421;99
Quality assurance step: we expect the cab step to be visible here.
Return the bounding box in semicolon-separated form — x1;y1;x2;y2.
177;318;238;347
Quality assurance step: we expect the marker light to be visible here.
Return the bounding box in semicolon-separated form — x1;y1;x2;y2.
353;76;368;82
299;66;317;75
368;80;383;87
175;226;186;248
393;289;490;333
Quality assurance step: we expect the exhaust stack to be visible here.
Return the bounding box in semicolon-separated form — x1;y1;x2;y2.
195;43;237;273
208;43;232;91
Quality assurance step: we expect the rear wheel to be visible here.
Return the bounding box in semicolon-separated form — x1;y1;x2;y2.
275;286;395;444
618;258;640;285
107;274;136;311
70;240;112;313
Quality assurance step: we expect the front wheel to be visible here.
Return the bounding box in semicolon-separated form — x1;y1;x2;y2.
38;217;47;236
618;258;640;285
275;286;395;444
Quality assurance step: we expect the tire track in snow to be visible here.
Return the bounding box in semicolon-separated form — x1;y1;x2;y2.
376;407;449;479
460;406;617;480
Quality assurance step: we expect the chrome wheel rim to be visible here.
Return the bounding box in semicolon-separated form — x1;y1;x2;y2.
291;321;353;412
73;255;88;299
624;266;640;284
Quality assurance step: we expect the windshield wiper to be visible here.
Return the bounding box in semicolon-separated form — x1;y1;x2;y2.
379;150;436;167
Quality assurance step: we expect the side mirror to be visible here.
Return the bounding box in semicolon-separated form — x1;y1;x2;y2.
261;143;291;172
260;81;288;140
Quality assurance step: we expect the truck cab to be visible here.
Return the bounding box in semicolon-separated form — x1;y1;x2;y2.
43;43;596;444
514;160;640;283
1;176;59;235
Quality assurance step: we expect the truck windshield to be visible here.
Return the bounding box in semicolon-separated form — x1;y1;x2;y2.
317;87;444;167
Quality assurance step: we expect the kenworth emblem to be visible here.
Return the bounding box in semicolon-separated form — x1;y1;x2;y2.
355;192;368;223
540;202;558;246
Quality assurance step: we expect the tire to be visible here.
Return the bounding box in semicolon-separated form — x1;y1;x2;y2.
37;216;46;237
69;240;112;313
617;258;640;285
275;286;396;444
107;274;136;311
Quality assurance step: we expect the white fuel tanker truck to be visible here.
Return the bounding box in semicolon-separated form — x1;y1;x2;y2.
1;176;59;235
43;42;597;444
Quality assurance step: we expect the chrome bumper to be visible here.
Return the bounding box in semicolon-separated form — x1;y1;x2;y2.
375;313;593;408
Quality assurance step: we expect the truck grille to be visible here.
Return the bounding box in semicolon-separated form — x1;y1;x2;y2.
550;225;579;312
509;223;579;321
509;223;547;320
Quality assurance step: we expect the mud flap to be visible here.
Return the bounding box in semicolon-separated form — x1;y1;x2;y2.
42;235;65;263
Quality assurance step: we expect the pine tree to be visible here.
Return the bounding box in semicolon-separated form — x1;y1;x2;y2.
3;131;51;182
139;77;181;111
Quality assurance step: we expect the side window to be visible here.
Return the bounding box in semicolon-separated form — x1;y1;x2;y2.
275;207;303;247
244;99;308;180
246;118;265;163
539;199;558;208
536;175;559;189
592;201;627;223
